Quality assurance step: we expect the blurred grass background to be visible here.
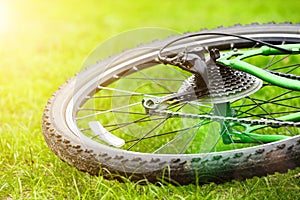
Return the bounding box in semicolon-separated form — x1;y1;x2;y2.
0;0;300;199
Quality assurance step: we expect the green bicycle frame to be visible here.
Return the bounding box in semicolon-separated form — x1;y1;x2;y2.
215;44;300;144
218;44;300;91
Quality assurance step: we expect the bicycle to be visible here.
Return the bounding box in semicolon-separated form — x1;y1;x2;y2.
42;23;300;184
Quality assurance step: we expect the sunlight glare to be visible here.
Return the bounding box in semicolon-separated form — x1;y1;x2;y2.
0;1;12;32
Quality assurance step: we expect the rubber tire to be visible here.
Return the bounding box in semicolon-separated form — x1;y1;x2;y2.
42;23;300;184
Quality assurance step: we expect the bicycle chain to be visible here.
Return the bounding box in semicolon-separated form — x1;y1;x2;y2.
149;109;300;127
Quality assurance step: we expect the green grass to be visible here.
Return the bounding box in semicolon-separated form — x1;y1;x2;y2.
1;0;300;199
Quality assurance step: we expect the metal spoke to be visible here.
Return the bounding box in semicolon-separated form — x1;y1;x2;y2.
79;108;147;116
126;118;168;150
108;116;167;132
264;54;291;70
76;102;141;120
165;100;212;115
152;119;210;154
126;102;187;150
186;101;213;109
91;92;173;99
246;97;296;135
204;133;223;153
236;100;300;113
178;126;201;154
234;90;295;114
89;116;168;140
133;68;173;92
125;120;212;145
235;98;247;115
250;42;260;50
203;121;236;153
233;91;295;109
264;55;277;70
185;102;212;114
286;64;300;74
246;96;277;120
250;96;300;110
126;124;200;143
97;85;157;98
264;40;286;70
240;132;264;144
255;94;300;104
270;63;300;72
118;77;184;82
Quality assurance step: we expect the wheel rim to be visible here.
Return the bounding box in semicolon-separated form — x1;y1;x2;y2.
67;33;300;155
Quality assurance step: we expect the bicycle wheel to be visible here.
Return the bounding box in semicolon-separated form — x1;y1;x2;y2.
42;23;300;184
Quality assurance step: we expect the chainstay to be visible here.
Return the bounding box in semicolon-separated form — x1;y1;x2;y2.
149;109;300;127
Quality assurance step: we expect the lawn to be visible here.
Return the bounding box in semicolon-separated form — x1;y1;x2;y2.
1;0;300;199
